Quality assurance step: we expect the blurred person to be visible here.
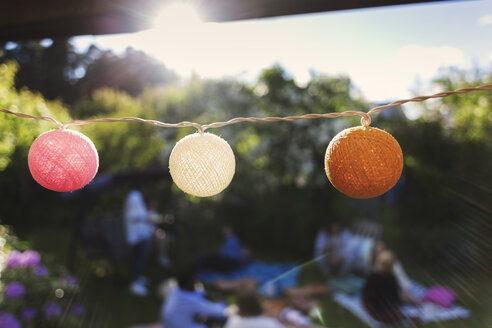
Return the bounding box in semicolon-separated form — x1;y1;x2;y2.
278;294;315;327
124;189;155;296
366;240;387;274
214;278;259;292
313;221;351;277
148;199;172;267
366;241;416;302
199;225;251;272
225;288;284;328
161;272;228;328
154;226;172;267
362;250;421;325
338;233;375;276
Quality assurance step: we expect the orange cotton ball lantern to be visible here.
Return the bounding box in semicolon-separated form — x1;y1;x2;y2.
324;126;403;199
28;129;99;192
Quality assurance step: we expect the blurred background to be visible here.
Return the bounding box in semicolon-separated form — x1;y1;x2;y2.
0;0;491;327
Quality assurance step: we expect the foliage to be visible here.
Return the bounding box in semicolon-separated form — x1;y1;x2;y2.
0;225;87;328
73;47;177;102
0;39;77;102
0;62;71;171
137;65;491;266
77;88;166;173
0;62;73;227
1;34;490;327
378;70;492;269
420;67;492;141
1;41;177;104
138;66;370;260
1;54;491;268
214;68;370;257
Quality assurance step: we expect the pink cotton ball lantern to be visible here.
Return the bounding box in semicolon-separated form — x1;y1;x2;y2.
28;129;99;192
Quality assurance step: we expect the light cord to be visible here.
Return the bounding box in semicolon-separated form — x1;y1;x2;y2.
1;84;491;132
0;108;64;129
367;84;492;115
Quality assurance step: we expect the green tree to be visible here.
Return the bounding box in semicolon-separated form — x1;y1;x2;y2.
139;65;370;258
425;67;492;141
0;62;72;227
1;41;178;105
385;69;492;270
0;62;71;171
73;47;177;104
78;89;166;173
0;39;78;102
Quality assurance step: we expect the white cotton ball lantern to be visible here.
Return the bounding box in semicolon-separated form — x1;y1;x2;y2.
169;132;235;197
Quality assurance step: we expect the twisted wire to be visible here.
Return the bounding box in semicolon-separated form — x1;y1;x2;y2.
367;84;492;115
0;108;64;128
1;84;491;132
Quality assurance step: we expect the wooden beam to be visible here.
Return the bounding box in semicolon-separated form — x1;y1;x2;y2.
198;0;446;22
0;0;155;41
0;0;448;41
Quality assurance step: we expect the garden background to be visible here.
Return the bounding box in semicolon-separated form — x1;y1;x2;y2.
0;38;491;327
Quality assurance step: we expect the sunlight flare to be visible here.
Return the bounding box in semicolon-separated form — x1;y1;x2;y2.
152;2;203;31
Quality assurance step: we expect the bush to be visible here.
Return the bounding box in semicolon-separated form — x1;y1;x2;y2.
0;225;87;327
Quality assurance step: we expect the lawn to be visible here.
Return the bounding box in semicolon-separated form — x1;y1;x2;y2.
25;227;491;328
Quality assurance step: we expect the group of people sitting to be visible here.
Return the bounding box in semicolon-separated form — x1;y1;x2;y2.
124;188;251;297
314;221;422;325
160;225;314;328
125;189;423;328
161;273;284;328
160;220;422;327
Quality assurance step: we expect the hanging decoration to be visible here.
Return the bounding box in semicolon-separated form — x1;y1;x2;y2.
28;129;99;192
324;126;403;198
169;132;235;197
1;84;491;197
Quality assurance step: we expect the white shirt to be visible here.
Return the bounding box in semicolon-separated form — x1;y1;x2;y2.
124;190;154;245
225;315;284;328
314;229;331;258
314;228;351;258
393;261;412;293
162;287;226;328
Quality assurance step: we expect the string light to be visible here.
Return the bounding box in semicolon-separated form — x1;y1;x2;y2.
28;129;99;192
325;126;403;199
1;84;491;197
169;133;235;197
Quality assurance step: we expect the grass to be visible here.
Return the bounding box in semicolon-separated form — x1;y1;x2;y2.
303;261;491;328
24;227;491;328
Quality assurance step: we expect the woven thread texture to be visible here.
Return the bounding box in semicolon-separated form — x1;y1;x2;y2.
325;126;403;199
28;129;99;192
169;133;235;197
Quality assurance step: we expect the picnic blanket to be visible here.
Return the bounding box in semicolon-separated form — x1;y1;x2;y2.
198;260;300;296
329;275;366;294
333;280;470;327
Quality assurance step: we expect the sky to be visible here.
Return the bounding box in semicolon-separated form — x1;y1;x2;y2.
72;0;492;105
